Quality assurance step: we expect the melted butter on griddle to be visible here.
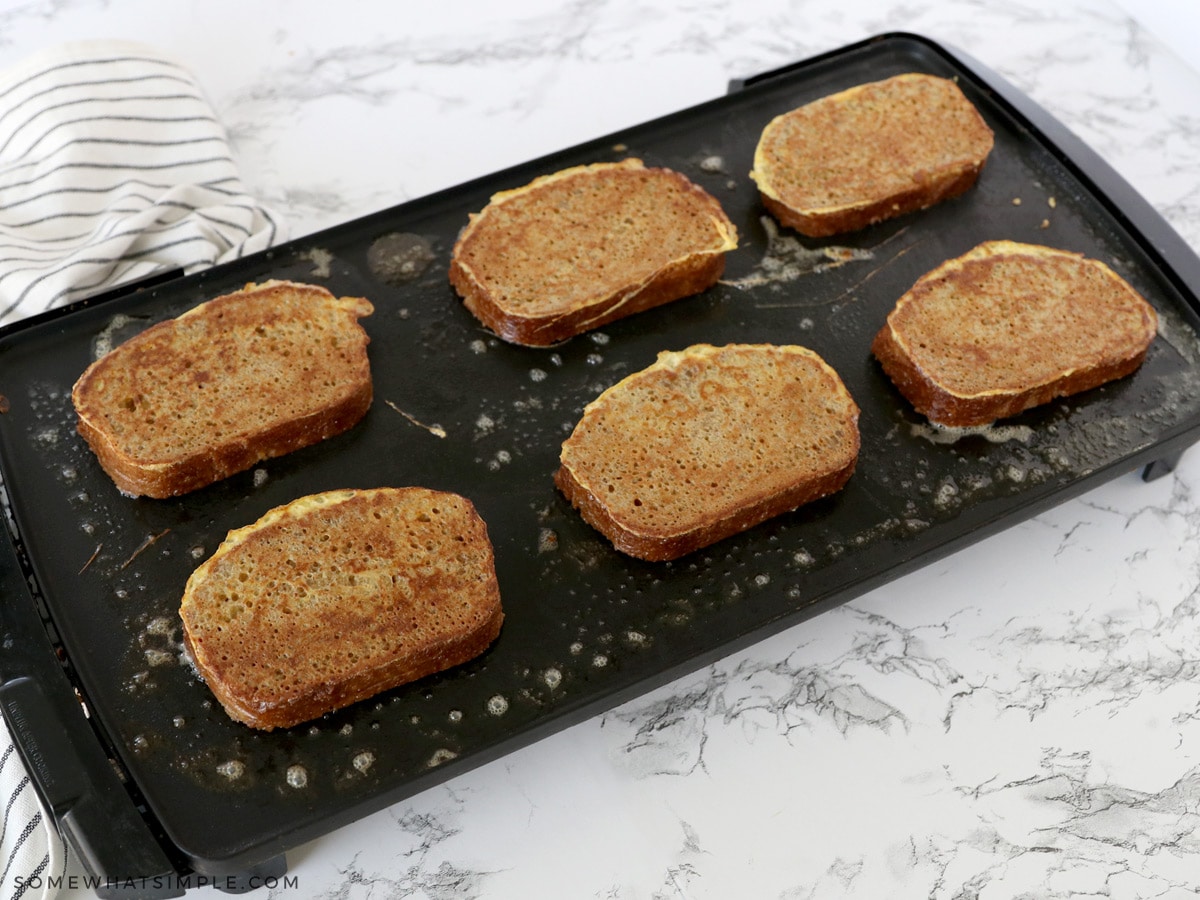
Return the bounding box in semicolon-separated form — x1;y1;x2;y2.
367;232;435;284
91;313;149;360
911;421;1035;445
299;246;334;278
723;216;873;291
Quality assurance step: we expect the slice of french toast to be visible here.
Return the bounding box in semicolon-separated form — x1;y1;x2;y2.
872;240;1158;426
180;487;504;731
555;343;860;561
71;280;373;498
449;159;738;346
750;72;994;237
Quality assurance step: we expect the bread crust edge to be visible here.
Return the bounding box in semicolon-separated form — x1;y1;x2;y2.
450;250;728;346
554;455;858;563
180;488;505;731
757;162;985;238
870;242;1159;427
74;380;373;498
183;602;504;731
871;322;1152;428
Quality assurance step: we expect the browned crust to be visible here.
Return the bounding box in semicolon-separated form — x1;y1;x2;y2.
448;160;737;347
758;163;985;239
183;601;503;731
554;454;857;563
870;242;1158;427
181;488;504;731
871;322;1150;427
71;281;373;498
751;73;994;238
76;382;372;498
554;344;861;562
450;250;727;346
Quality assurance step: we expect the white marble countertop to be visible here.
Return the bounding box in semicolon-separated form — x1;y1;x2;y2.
4;0;1200;897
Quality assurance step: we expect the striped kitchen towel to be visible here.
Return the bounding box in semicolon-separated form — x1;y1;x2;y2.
0;39;282;326
0;40;283;897
0;738;62;900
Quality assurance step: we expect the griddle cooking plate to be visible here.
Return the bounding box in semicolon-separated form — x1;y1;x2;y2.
3;33;1200;890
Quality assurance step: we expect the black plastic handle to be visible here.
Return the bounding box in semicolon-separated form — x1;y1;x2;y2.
726;34;890;93
0;515;183;898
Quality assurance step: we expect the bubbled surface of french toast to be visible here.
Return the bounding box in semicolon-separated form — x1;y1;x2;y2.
180;487;503;731
71;280;374;497
449;159;737;345
555;343;860;561
750;73;994;237
872;241;1159;426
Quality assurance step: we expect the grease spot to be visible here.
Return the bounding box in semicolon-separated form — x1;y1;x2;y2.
352;752;375;773
368;232;435;284
725;217;873;291
300;247;334;278
912;422;1034;445
486;694;509;716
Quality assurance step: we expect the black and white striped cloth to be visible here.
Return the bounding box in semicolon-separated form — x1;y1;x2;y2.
0;743;61;900
0;39;282;325
0;40;283;897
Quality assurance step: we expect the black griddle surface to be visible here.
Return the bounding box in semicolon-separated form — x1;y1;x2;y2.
3;33;1200;877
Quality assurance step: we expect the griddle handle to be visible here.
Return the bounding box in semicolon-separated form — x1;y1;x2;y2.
0;679;183;899
1143;450;1185;482
0;536;183;897
728;56;820;93
726;33;896;93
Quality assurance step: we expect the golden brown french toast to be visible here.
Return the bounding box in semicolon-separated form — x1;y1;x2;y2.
180;487;504;731
555;343;860;561
71;280;373;498
750;73;994;237
872;240;1158;426
449;159;738;346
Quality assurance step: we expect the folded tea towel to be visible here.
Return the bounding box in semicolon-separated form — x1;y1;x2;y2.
0;739;63;900
0;39;282;327
0;40;284;896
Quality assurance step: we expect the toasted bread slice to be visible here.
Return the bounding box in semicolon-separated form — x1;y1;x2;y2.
180;487;504;731
449;159;738;346
555;343;860;562
750;73;994;237
872;241;1158;427
72;280;374;498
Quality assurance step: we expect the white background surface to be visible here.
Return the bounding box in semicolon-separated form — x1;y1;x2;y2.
1113;0;1200;68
